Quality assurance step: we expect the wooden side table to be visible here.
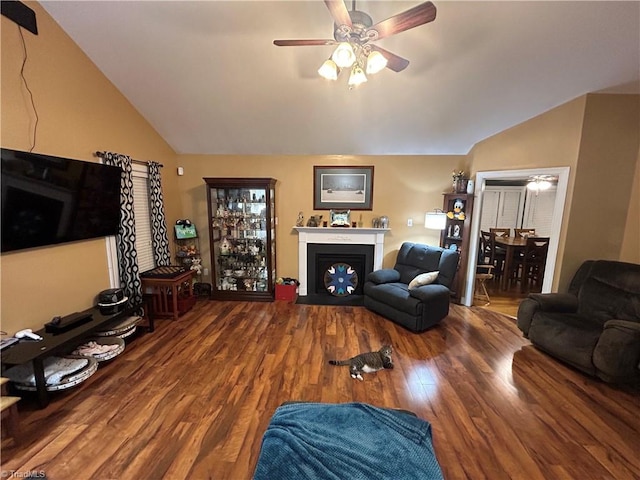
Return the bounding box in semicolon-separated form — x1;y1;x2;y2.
1;377;20;441
141;269;196;320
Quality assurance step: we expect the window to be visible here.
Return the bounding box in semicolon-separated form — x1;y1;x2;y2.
105;163;155;287
131;164;155;273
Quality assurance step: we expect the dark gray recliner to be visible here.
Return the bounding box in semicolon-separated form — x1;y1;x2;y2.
517;260;640;383
363;242;459;333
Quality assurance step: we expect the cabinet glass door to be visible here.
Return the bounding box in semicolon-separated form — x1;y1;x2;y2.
210;187;269;293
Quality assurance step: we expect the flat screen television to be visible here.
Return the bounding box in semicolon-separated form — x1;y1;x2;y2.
1;148;122;253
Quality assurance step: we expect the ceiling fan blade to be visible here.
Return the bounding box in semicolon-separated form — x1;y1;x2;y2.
324;0;352;28
274;39;336;47
370;45;410;72
368;1;437;41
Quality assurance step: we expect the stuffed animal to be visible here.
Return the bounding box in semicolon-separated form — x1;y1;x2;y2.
447;198;466;220
190;257;202;275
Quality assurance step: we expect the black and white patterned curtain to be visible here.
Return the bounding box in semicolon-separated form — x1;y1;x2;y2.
147;161;171;266
102;151;143;306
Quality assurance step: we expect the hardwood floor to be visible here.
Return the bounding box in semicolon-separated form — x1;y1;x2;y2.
474;277;529;318
2;299;639;479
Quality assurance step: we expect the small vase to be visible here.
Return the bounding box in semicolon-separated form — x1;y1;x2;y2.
454;178;467;193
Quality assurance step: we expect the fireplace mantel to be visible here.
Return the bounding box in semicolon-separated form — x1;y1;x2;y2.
294;227;390;296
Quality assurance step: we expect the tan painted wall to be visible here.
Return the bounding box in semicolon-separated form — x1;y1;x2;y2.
563;94;640;283
2;4;638;337
468;96;586;290
468;94;640;290
175;155;467;284
1;4;179;334
620;150;640;263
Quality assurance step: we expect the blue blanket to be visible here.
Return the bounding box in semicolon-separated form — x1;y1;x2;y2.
253;402;444;480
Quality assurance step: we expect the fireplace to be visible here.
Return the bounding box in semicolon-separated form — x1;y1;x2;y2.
308;243;374;296
294;227;390;296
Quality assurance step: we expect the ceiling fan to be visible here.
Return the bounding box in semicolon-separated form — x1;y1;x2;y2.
273;0;437;86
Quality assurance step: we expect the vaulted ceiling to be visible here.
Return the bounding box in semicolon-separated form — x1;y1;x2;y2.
41;1;640;156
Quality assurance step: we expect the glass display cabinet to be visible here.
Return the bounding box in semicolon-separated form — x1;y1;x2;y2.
204;178;277;301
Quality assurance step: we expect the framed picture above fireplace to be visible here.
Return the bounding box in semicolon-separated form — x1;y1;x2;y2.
313;166;374;210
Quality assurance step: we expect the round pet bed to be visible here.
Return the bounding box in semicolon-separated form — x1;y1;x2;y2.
94;315;141;338
72;336;125;362
7;355;98;392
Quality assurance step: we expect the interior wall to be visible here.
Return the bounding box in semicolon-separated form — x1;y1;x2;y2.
174;155;467;284
468;94;640;291
562;93;640;283
0;3;178;334
619;149;640;264
2;4;638;337
468;96;586;290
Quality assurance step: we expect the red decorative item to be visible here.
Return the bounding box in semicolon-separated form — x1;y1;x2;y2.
275;284;298;302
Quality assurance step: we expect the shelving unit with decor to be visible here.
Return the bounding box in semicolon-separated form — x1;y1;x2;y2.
440;192;474;303
204;177;277;301
173;221;201;273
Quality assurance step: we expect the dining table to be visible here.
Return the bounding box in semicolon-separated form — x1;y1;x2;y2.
494;236;528;290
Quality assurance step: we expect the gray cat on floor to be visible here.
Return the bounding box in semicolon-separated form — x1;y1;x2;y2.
328;345;394;381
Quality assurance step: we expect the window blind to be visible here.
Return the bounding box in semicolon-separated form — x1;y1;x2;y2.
131;169;155;273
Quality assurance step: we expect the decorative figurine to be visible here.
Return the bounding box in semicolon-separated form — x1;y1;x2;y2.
306;215;322;227
296;211;304;227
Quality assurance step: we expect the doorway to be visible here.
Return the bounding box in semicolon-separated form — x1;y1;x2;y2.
462;167;571;310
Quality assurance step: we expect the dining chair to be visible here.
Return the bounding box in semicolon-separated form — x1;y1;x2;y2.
514;228;536;238
479;231;492;264
488;231;507;282
475;236;495;305
489;227;511;237
514;237;550;292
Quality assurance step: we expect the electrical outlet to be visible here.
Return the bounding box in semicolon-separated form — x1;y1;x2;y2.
407;218;413;227
203;268;209;276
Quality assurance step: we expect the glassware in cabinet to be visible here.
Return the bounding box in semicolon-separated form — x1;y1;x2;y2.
204;178;277;301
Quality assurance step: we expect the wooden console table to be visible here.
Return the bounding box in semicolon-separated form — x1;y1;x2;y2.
141;268;196;320
1;301;145;408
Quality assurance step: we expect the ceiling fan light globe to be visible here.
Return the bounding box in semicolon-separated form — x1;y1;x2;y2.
318;59;339;80
348;65;367;87
366;51;387;74
332;42;356;68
